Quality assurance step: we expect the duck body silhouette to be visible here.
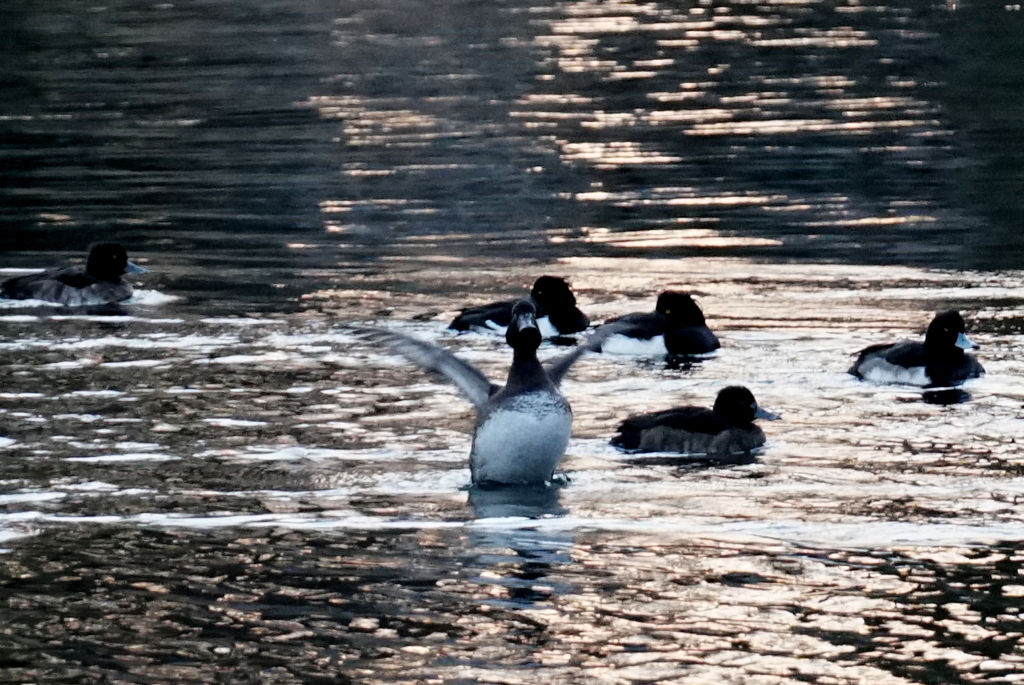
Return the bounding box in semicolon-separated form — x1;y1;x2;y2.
612;386;777;456
448;276;590;338
362;300;619;485
849;311;984;387
1;244;147;306
598;292;719;356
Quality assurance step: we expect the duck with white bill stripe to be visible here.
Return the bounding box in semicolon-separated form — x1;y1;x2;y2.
849;310;984;388
595;291;719;356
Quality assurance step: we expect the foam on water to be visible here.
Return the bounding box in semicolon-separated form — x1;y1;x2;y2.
99;359;176;369
202;418;268;428
63;454;178;463
125;289;179;306
200;317;288;326
0;505;1020;549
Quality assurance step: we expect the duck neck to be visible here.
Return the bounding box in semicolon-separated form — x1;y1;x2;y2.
505;351;546;393
924;338;963;361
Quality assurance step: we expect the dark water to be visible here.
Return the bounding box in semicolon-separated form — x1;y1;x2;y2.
3;1;1024;683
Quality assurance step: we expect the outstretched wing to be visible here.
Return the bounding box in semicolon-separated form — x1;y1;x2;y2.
543;322;631;386
354;327;499;410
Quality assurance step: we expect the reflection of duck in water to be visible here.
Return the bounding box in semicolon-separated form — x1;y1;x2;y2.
1;244;148;306
594;291;719;356
849;310;984;388
467;483;574;605
360;300;620;486
467;482;566;519
448;276;590;338
611;386;779;457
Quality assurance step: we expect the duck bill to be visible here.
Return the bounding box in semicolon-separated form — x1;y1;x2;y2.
125;261;149;275
510;311;541;347
513;309;538;333
955;332;975;350
755;407;781;421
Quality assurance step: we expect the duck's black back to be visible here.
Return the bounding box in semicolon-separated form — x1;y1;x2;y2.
612;406;729;450
449;299;517;331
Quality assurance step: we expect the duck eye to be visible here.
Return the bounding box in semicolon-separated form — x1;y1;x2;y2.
664;309;671;315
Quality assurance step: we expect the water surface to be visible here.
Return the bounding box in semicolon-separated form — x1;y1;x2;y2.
2;1;1024;683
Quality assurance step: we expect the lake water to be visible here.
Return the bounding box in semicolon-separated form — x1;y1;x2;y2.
2;1;1024;683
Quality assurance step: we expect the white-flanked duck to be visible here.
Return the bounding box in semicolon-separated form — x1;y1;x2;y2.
849;310;984;388
596;291;719;356
1;243;148;306
612;385;779;456
448;276;590;338
361;299;618;486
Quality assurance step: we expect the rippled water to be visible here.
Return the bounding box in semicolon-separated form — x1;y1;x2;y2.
3;1;1024;683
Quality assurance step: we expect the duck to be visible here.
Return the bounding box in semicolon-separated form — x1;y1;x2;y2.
1;243;148;306
611;386;778;456
448;276;590;338
360;299;620;486
849;310;984;388
595;291;719;356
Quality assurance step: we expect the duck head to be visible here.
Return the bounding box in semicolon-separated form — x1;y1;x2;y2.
530;276;576;310
714;385;779;426
656;291;706;326
506;299;542;352
925;310;975;350
86;243;148;282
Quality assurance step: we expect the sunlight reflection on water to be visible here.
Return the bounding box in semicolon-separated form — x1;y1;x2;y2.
3;0;1024;682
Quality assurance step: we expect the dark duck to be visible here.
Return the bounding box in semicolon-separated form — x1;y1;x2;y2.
611;386;778;456
448;276;590;338
595;291;719;356
361;300;620;486
849;310;984;388
1;243;147;307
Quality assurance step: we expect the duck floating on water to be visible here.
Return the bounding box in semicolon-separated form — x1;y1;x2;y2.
1;243;147;307
448;276;590;338
849;310;984;388
596;291;719;356
611;385;778;457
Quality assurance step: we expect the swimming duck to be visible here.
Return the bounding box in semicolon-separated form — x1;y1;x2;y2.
849;310;984;387
361;299;618;486
448;276;590;338
1;243;148;306
611;386;778;455
596;291;719;356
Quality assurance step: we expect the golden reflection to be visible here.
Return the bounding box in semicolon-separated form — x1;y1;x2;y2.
644;109;734;123
605;70;659;80
688;118;928;136
574;191;784;207
559;141;681;166
647;91;705;102
751;32;877;48
803;216;937;227
580;228;783;249
518;93;595;105
301;95;448;149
